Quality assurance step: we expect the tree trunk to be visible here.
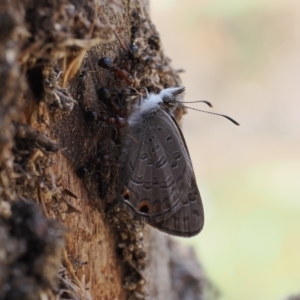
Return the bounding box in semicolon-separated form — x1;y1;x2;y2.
0;0;211;299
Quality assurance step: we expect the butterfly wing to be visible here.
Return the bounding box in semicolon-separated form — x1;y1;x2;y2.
120;106;204;237
148;112;204;236
120;107;193;222
149;176;204;237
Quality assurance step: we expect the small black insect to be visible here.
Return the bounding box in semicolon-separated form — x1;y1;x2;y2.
97;57;114;69
76;166;89;178
84;110;98;123
130;45;139;59
97;87;112;102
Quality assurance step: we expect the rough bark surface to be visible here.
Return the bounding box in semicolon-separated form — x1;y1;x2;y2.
0;0;211;299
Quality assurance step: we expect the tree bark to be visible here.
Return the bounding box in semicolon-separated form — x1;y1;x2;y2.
0;0;210;299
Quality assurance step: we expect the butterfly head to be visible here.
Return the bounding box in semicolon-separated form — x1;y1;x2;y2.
159;87;185;111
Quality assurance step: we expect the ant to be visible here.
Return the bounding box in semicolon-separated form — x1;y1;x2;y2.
98;57;133;85
97;45;139;86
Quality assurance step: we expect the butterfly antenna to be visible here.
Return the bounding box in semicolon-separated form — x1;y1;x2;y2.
181;100;213;107
180;104;240;126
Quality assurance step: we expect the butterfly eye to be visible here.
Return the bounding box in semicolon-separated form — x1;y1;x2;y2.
138;200;151;213
162;96;176;107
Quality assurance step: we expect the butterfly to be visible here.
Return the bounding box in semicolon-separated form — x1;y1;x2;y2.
118;87;204;237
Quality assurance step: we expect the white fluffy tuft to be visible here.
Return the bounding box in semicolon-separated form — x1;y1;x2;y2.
139;93;163;113
129;93;162;125
128;87;184;125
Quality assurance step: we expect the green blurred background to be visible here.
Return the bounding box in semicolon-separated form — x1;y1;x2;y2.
151;0;300;299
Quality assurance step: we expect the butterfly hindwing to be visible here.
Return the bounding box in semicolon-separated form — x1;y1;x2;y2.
149;176;204;237
121;108;193;223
